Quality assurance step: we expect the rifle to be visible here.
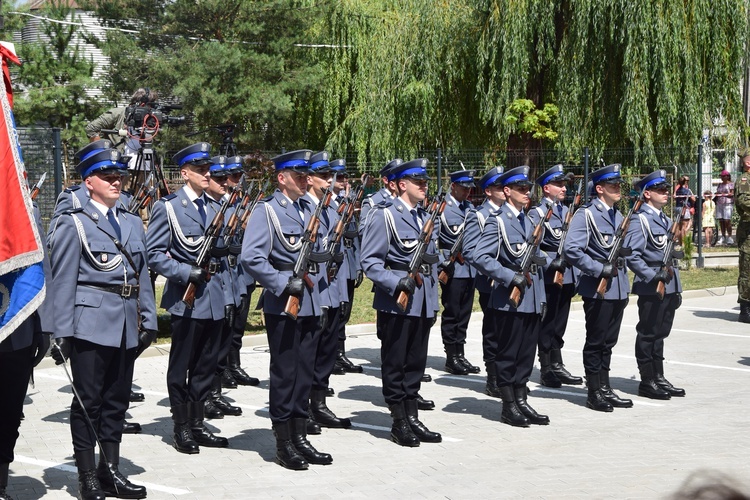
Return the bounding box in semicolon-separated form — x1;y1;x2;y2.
656;203;688;300
437;231;464;285
29;172;47;200
552;179;583;287
595;195;644;299
284;175;337;319
128;171;154;212
223;180;255;239
509;205;553;308
181;185;241;308
237;179;270;239
325;175;371;281
396;188;446;312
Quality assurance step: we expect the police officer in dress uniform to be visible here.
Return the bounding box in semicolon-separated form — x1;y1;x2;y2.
0;205;52;500
240;150;333;470
625;170;686;399
146;143;230;454
305;152;353;431
222;158;260;387
463;167;506;397
527;165;583;388
563;163;633;412
438;169;480;375
48;144;145;436
360;159;442;447
331;159;364;375
734;148;750;323
50;149;155;500
202;157;243;420
469;166;549;427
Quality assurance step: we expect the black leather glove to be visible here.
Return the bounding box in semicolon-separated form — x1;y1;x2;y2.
136;329;157;358
32;333;51;367
339;301;352;320
599;263;615;279
188;266;209;286
651;268;669;284
51;337;71;365
510;273;526;289
318;307;329;331
671;249;685;260
354;269;364;288
395;276;416;296
548;257;566;274
224;304;236;326
285;277;305;296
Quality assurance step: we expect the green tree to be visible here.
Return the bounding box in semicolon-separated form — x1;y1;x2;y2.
5;0;104;149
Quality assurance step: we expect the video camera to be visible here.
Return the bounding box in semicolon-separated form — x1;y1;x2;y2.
125;102;186;130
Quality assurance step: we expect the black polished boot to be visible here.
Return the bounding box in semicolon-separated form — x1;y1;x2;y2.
403;399;441;442
97;442;147;499
306;408;321;435
514;386;549;425
188;401;229;448
444;344;470;375
653;359;686;397
538;351;562;388
585;372;613;412
421;374;432;383
272;421;308;470
456;344;480;374
290;418;333;465
129;390;144;403
599;370;633;408
171;404;199;454
121;421;141;434
550;349;583;385
388;402;420;447
485;363;502;398
499;386;530;427
75;449;106;500
335;340;363;373
416;394;435;410
210;376;242;416
309;389;351;428
0;462;15;500
227;348;260;386
739;301;750;323
221;368;238;389
638;362;671;400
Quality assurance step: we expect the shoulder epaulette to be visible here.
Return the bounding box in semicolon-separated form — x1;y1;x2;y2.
64;185;81;192
161;193;178;201
262;194;274;202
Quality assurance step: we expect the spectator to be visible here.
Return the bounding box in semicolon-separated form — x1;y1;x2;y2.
702;190;715;247
715;170;735;245
674;176;695;242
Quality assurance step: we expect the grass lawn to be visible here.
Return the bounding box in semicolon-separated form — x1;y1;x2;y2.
152;265;739;342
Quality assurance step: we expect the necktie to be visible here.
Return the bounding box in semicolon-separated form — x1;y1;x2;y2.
608;207;616;227
557;203;563;218
660;212;667;226
195;198;207;225
293;201;304;224
518;212;526;232
106;209;121;240
411;209;421;229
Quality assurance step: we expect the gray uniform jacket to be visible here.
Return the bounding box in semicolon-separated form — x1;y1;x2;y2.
463;201;497;294
240;190;322;318
360;199;439;318
527;201;576;286
359;188;391;237
470;205;545;313
146;187;228;320
438;194;476;279
1;205;54;352
562;199;630;300
48;184;131;244
51;200;157;349
625;203;682;296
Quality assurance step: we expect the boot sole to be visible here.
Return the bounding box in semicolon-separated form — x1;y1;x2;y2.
586;402;614;413
638;390;671;400
173;443;200;454
500;417;530;428
391;435;420;447
100;486;147;499
276;458;309;470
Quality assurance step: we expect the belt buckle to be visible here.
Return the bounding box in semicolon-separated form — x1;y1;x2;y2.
121;284;133;298
344;238;353;248
208;262;219;274
419;263;430;275
529;264;538;275
308;262;319;275
228;255;238;267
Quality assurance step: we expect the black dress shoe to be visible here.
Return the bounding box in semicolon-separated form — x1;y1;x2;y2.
173;423;200;454
404;400;441;443
416;395;434;411
221;369;238;389
421;374;432;383
228;367;260;386
306;418;321;435
97;462;147;499
514;387;549;425
600;387;633;408
540;370;562;388
388;403;420;447
129;390;145;403
326;387;335;396
290;419;332;465
273;422;308;470
336;352;364;373
638;379;671;400
586;389;614;412
191;422;229;448
655;378;686;397
122;421;141;434
212;395;242;416
499;386;530;427
204;400;225;420
444;345;470;375
78;469;106;500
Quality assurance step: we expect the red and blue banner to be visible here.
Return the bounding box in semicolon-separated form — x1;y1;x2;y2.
0;42;45;343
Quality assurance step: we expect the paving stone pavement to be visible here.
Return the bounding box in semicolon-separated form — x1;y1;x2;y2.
7;286;750;499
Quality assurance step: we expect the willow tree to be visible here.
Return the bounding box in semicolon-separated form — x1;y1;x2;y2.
307;0;749;166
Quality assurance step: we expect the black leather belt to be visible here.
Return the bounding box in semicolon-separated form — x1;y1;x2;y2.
81;283;139;298
271;262;319;275
386;261;431;275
